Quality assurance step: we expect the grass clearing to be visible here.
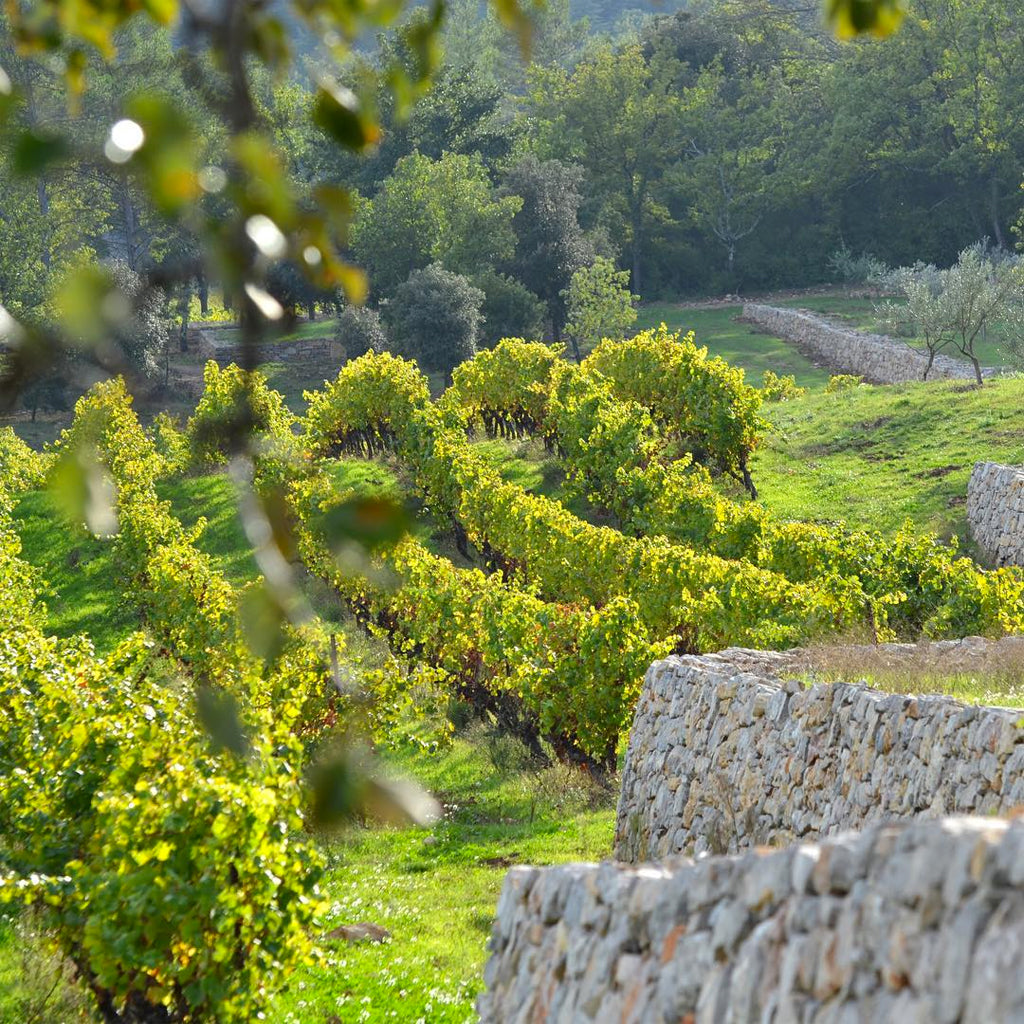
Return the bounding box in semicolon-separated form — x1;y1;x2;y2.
753;375;1024;540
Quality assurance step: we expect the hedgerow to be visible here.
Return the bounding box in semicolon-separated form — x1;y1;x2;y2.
302;351;862;648
186;360;299;471
54;378;249;684
584;325;768;495
0;424;51;493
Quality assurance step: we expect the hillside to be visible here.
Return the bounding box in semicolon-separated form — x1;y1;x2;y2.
754;376;1024;544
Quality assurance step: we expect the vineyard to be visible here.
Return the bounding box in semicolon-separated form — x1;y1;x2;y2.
1;328;1024;1020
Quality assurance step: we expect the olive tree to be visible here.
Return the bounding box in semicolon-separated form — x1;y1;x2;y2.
875;263;952;380
335;304;389;359
880;246;1024;385
942;245;1022;384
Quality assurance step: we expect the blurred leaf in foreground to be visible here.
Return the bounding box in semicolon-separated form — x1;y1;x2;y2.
48;442;118;538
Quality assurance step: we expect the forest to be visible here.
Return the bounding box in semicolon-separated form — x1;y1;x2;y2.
3;0;1024;348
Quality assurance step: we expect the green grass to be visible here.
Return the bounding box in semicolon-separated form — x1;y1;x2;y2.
754;375;1024;540
271;727;616;1023
207;319;338;344
634;302;833;390
9;473;264;654
11;488;140;652
157;473;260;588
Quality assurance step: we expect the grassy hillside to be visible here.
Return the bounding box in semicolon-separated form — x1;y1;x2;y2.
754;375;1024;542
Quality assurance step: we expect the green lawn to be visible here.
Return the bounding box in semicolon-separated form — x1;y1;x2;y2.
754;375;1024;541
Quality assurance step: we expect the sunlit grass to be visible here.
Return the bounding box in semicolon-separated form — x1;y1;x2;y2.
753;374;1024;540
272;726;616;1023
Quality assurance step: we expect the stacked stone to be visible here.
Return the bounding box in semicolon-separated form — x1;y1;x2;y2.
742;304;988;383
967;461;1024;567
480;816;1024;1022
193;331;334;364
614;648;1024;862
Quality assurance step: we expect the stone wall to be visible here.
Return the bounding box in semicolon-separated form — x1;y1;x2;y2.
615;645;1024;862
480;816;1024;1023
193;328;335;364
742;303;989;383
967;461;1024;567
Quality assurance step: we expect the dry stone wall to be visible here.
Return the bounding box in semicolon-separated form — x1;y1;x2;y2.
194;328;335;364
615;645;1024;862
480;816;1024;1023
968;461;1024;567
742;303;989;383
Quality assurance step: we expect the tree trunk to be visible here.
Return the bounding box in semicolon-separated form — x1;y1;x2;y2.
119;181;140;269
990;175;1006;250
970;353;983;386
199;277;209;315
36;176;51;268
740;459;757;499
630;192;644;295
923;347;935;380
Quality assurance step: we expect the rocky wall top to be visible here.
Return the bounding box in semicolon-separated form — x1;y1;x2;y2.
480;816;1024;1023
742;303;988;383
614;645;1024;862
967;460;1024;567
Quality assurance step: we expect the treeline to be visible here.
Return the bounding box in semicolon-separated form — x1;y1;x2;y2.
2;0;1023;339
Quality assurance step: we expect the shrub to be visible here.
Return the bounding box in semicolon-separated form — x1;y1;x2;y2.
824;373;864;393
562;256;638;361
0;463;324;1022
828;245;889;288
472;269;546;348
107;259;174;380
585;325;767;496
185;361;298;468
334;304;389;360
150;412;189;476
386;263;483;380
0;630;323;1024
761;370;806;402
0;426;50;492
